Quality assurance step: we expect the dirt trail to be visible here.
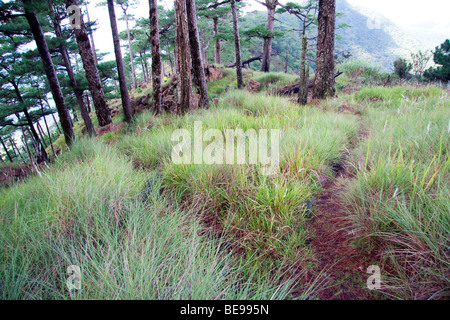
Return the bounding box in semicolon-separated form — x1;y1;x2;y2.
307;113;380;300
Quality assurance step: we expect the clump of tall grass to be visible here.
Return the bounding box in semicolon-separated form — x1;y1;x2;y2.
252;72;298;91
0;139;298;299
355;85;443;105
337;60;388;87
345;86;450;299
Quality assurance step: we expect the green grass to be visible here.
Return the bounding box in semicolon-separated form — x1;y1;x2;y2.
345;86;450;299
0;139;298;299
2;72;449;300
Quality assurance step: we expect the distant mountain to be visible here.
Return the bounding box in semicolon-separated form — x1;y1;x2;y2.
240;0;446;73
335;0;428;72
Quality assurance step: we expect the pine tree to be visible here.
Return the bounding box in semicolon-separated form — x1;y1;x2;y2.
65;0;112;127
107;0;133;123
312;0;336;99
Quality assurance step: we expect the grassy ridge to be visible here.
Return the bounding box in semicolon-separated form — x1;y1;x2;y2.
1;71;448;299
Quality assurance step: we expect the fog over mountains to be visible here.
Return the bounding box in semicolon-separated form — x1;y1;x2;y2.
335;0;448;71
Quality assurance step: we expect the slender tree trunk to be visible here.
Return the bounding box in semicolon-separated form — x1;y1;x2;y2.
10;137;26;162
166;44;174;75
124;10;137;90
284;55;288;73
107;0;133;123
10;79;48;160
186;0;210;109
298;35;309;105
312;0;336;99
65;0;112;127
49;1;95;136
51;112;62;134
139;51;148;83
40;102;56;157
85;4;98;65
149;0;163;114
201;38;209;68
144;50;151;81
36;122;48;148
260;0;277;72
0;136;13;163
175;0;193;114
231;0;243;89
22;131;33;165
213;17;221;65
26;128;38;154
24;4;74;146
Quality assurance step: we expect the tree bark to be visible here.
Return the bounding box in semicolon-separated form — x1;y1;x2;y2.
312;0;336;99
10;79;48;160
231;0;243;89
24;4;75;146
36;122;48;148
298;35;308;105
49;1;95;136
10;137;26;162
260;0;277;72
0;136;13;163
85;4;98;65
40;101;57;157
123;8;137;90
139;51;148;83
65;0;112;127
107;0;133;123
149;0;163;114
51;112;62;134
175;0;192;114
186;0;210;109
213;17;221;64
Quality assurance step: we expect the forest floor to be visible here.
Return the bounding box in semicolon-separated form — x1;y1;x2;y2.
306;114;380;300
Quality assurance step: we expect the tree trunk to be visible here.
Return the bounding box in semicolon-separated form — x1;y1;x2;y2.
284;55;288;73
175;0;192;114
139;51;148;83
260;0;277;72
10;137;26;162
149;0;163;114
107;0;133;123
201;38;209;68
22;131;34;165
231;0;243;89
186;0;210;109
65;0;112;127
36;122;48;148
124;10;137;90
166;44;174;75
0;136;13;163
40;102;56;157
85;4;98;65
298;35;308;105
49;1;95;136
213;17;221;65
51;112;62;134
10;78;48;160
24;4;74;146
312;0;336;99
